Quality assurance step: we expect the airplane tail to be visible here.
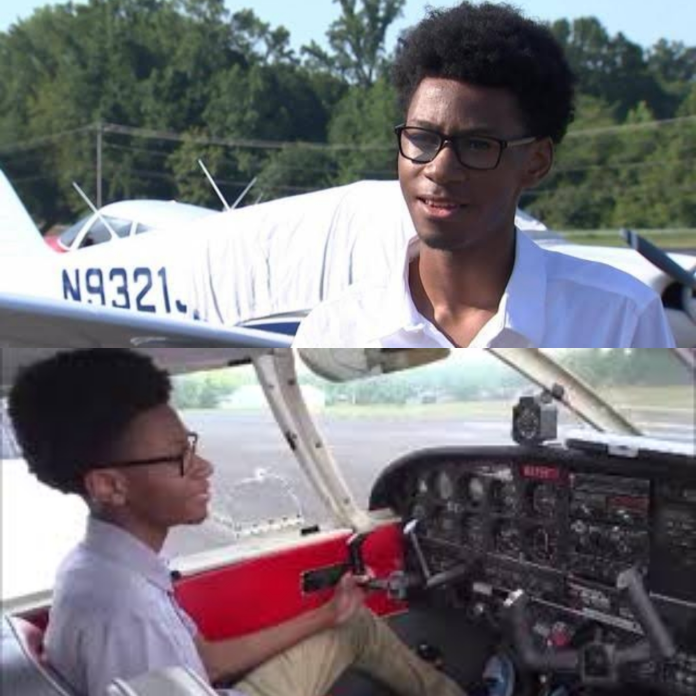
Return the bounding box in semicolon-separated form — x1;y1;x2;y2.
0;170;50;257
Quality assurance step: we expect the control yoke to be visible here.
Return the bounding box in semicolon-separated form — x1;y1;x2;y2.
505;567;676;685
346;531;418;601
346;520;474;601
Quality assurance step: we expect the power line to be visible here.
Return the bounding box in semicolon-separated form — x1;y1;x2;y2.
0;125;94;153
104;141;397;176
522;181;696;200
127;168;321;193
565;114;696;138
1;114;694;154
100;122;395;152
550;153;696;176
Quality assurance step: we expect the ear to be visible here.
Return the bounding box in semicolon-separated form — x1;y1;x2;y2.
520;137;554;189
84;470;127;507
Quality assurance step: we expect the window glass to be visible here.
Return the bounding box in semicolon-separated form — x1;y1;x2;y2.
166;365;335;557
0;363;335;603
541;349;695;445
298;351;587;509
57;214;92;247
83;216;132;246
2;398;87;602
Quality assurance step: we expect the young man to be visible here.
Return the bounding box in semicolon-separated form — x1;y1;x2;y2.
293;2;675;348
8;349;464;696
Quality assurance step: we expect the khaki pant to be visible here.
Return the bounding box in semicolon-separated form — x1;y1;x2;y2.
234;607;465;696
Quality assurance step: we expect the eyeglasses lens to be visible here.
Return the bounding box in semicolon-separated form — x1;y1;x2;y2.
399;128;501;170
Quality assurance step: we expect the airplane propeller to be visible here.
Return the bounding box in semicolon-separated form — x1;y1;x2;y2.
620;228;696;290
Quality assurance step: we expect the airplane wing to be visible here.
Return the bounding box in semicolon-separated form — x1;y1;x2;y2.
0;292;292;349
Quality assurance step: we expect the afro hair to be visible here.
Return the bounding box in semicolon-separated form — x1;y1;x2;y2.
8;349;171;495
392;2;576;144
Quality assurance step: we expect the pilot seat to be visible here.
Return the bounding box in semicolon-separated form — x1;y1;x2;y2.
1;614;77;696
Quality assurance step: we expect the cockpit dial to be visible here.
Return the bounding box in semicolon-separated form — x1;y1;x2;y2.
493;520;524;558
416;473;431;496
435;470;455;501
462;475;486;508
490;478;518;514
462;515;487;550
529;526;559;563
530;482;559;518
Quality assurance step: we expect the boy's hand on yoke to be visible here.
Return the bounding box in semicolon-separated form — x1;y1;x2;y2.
326;573;368;627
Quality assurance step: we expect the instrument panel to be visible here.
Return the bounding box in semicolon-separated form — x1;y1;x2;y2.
370;445;696;694
406;462;656;587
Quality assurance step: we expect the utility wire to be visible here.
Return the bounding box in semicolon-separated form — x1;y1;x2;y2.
565;114;696;138
2;114;694;154
0;125;95;153
99;139;694;177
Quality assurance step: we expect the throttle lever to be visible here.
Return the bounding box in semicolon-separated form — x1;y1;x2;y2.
403;519;432;581
347;531;420;601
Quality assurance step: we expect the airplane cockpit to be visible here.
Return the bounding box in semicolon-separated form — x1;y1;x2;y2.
366;434;696;695
1;348;695;696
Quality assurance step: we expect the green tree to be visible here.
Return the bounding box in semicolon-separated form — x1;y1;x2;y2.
167;132;248;208
228;8;296;64
255;147;338;200
550;18;670;119
328;76;399;182
302;0;405;87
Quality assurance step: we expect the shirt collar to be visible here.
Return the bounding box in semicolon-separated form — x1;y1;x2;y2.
377;229;547;347
82;516;173;593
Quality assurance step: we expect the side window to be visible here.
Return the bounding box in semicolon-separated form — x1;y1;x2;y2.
2;398;88;603
165;365;336;557
0;364;336;604
81;216;132;247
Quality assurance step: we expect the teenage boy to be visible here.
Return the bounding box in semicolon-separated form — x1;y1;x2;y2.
293;2;674;348
9;348;464;696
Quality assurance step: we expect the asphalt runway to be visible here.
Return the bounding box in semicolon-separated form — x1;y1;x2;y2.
162;408;695;558
1;405;693;568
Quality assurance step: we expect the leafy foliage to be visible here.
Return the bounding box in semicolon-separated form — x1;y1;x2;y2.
0;1;694;231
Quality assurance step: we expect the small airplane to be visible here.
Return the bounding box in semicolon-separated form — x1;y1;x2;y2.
45;199;218;253
2;169;695;345
44;165;258;253
1;347;694;696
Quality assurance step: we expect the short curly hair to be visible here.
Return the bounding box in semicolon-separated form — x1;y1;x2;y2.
392;2;576;144
8;349;171;496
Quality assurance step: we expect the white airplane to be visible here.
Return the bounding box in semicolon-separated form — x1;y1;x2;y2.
2;169;695;346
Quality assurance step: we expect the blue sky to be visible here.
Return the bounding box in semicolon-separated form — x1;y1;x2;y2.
1;0;694;50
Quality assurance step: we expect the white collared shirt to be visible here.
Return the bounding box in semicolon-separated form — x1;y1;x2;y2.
45;517;244;696
293;230;676;348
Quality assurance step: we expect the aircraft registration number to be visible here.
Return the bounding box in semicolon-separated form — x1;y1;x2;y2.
61;267;190;316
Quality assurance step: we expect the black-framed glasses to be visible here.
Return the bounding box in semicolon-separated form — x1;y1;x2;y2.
94;432;199;477
394;124;537;171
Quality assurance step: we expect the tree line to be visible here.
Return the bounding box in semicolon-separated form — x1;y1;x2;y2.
0;0;694;232
168;350;689;410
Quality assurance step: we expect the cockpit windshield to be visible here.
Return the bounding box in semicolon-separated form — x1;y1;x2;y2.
297;350;694;508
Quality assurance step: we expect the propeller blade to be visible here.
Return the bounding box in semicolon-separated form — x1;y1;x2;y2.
620;229;696;290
